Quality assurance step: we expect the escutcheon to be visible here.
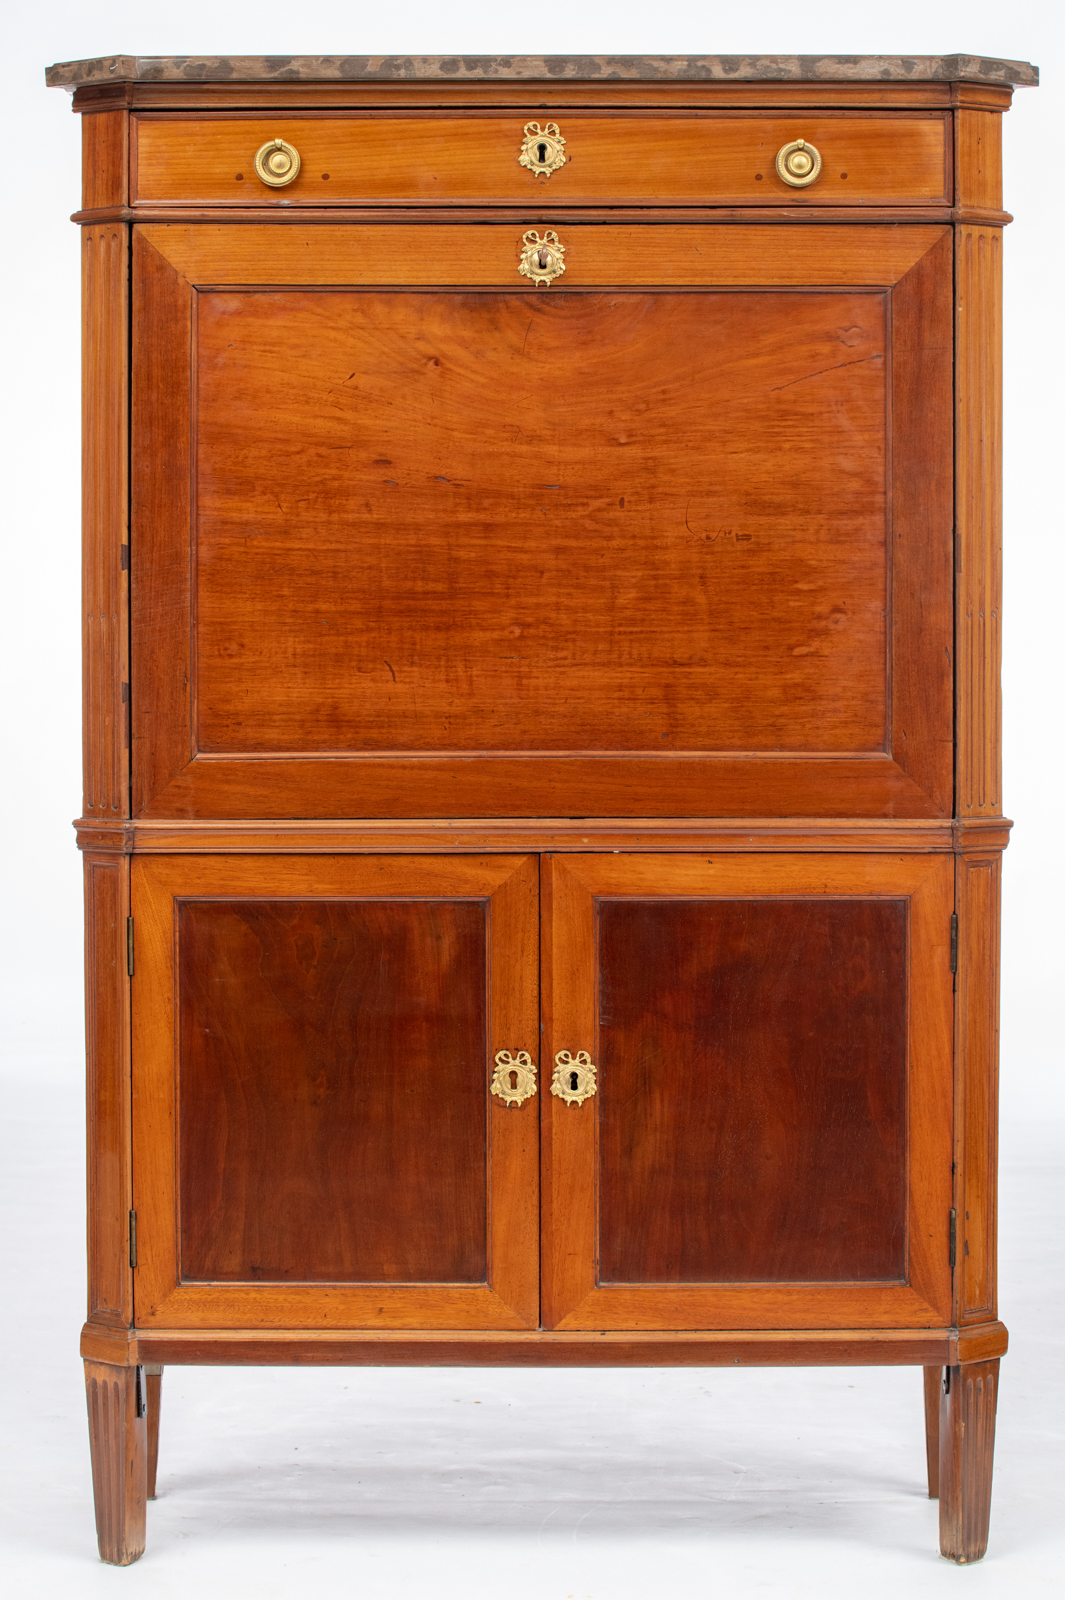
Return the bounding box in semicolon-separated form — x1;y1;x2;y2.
518;230;566;287
519;121;567;177
551;1050;597;1106
491;1049;538;1107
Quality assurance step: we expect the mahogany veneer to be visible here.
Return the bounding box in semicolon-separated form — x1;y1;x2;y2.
51;51;1033;1566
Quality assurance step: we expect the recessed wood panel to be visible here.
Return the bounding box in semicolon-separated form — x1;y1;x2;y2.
195;288;887;757
597;897;907;1283
177;897;488;1283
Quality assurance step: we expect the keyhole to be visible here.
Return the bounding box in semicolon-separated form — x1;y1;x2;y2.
538;246;550;268
569;1070;579;1092
509;1070;518;1090
537;142;548;164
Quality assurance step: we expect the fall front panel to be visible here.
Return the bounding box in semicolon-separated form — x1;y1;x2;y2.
131;223;952;818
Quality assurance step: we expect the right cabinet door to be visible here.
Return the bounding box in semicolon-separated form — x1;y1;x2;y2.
542;853;954;1331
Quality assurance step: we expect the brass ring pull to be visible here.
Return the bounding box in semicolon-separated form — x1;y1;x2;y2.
491;1049;537;1107
775;139;822;188
551;1050;597;1106
253;137;301;188
519;121;567;178
519;229;566;287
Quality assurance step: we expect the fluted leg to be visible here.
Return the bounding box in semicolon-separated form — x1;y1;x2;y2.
144;1365;164;1499
84;1360;147;1565
939;1359;999;1563
923;1366;941;1497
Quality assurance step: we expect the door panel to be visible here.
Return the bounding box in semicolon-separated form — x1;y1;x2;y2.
133;854;539;1329
542;853;953;1330
132;222;952;819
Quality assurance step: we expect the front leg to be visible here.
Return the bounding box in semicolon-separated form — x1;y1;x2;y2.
84;1360;147;1565
939;1359;1000;1563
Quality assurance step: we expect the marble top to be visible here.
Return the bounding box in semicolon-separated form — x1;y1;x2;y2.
46;53;1039;90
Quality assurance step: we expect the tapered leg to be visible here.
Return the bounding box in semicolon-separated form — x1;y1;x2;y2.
939;1359;1000;1563
923;1366;941;1497
84;1360;147;1565
144;1365;164;1500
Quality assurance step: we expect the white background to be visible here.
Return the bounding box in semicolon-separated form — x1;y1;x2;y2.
1;2;1062;1594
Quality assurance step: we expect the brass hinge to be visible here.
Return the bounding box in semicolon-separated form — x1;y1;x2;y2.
949;913;958;976
949;1207;956;1270
126;917;135;977
128;1208;137;1270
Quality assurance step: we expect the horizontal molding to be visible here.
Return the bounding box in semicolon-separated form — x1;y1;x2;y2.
79;1319;1008;1368
73;816;1013;854
69;205;1014;227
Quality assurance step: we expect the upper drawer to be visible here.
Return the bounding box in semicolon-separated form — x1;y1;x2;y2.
131;113;951;207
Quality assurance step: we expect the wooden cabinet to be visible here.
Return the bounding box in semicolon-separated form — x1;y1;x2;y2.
51;50;1036;1567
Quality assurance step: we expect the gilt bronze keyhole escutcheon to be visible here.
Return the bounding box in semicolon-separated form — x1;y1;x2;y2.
518;229;566;287
519;121;567;177
551;1050;597;1106
491;1049;537;1107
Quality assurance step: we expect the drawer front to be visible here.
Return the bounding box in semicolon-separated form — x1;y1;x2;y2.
132;112;951;207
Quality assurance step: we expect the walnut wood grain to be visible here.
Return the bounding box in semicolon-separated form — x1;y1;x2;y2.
131;113;949;208
542;853;954;1332
132;854;539;1329
956;226;1003;817
84;854;132;1328
84;1361;146;1565
939;1358;999;1562
82;223;129;818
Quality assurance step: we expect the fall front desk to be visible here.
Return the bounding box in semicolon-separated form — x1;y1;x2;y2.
47;50;1037;1565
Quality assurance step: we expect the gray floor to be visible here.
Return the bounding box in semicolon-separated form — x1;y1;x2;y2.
1;1073;1061;1597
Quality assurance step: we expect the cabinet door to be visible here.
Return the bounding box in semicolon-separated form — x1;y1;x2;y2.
132;855;538;1329
542;853;953;1330
132;221;951;821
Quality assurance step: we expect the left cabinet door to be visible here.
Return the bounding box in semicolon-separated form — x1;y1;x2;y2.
131;853;539;1330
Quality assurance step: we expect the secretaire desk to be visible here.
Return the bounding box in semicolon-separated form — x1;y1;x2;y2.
47;51;1037;1565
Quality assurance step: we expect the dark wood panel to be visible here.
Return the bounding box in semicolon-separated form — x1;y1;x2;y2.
194;288;888;758
597;897;908;1282
177;897;488;1282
